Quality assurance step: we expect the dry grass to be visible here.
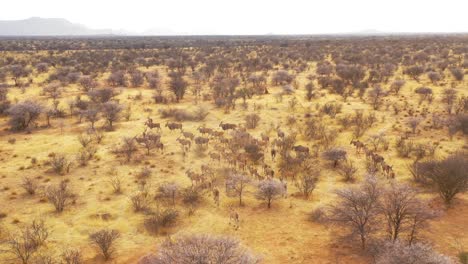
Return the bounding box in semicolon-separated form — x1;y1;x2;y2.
0;57;466;264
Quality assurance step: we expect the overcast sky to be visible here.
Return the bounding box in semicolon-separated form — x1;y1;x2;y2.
1;0;467;35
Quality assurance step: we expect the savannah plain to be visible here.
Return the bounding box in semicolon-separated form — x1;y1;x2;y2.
0;36;466;263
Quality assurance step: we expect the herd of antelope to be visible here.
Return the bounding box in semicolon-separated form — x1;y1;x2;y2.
350;139;395;178
141;116;396;230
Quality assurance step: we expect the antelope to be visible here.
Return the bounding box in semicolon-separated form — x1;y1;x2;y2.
292;145;309;154
248;166;262;179
261;133;270;143
228;206;240;230
350;139;365;153
198;126;213;135
382;162;393;178
182;131;195;140
165;122;182;131
270;148;277;160
219;122;237;130
210;130;224;139
276;126;285;138
144;117;161;130
155;142;164;152
177;137;191;151
209;152;221;162
372;153;385;166
186;169;204;186
212;188;220;207
194;136;209;145
363;146;373;160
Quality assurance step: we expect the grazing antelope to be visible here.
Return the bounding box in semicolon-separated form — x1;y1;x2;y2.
144;117;161;131
277;129;285;138
248;166;262;179
198;126;213;135
280;179;288;198
270;148;277;160
350;139;365;153
210;130;224;139
372;153;385;166
261;133;270;143
154;142;164;152
228;206;240;230
177;137;191;151
363;146;373;160
292;145;309;154
382;162;393;178
194;136;209;145
213;188;220;207
182;130;195;140
209;152;221;162
165;122;183;131
219;122;237;130
186;169;204;186
263;164;275;178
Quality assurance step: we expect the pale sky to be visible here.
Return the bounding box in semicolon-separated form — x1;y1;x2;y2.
1;0;468;35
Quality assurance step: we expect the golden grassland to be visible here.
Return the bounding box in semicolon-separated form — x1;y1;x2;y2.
0;60;467;263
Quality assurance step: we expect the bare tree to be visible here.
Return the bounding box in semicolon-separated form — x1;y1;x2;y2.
141;234;260;264
390;79;405;94
255;179;286;208
4;220;49;264
117;137;138;162
380;182;421;241
337;160;358;182
49;153;72;175
226;173;251;206
89;229;120;261
406;117;423;134
442;88;458;114
422;152;468;205
375;240;452;264
368;85;387;110
130;70;144;87
45;180;74;213
450;67;464;82
7;100;43;131
101;101;122;130
322;147;347;168
21;176;38;195
158;182;179;205
294;159;319;198
168;72;188;102
328;176;381;249
61;248;83;264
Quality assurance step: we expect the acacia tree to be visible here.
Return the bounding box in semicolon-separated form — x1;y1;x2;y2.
45;180;74;213
255;179;285;208
101;101;122;130
89;229;120;261
380;182;435;242
423;152;468;205
329;176;381;249
140;234;260;264
368;85;387;110
322;147;347;168
169;72;188;102
9;64;31;87
294;159;319;198
7;100;43;131
375;240;452;264
226;173;251;206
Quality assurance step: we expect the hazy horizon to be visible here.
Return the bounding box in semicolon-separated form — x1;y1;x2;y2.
1;0;468;35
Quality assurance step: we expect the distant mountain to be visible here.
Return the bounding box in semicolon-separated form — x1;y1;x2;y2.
142;27;182;36
0;17;117;36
